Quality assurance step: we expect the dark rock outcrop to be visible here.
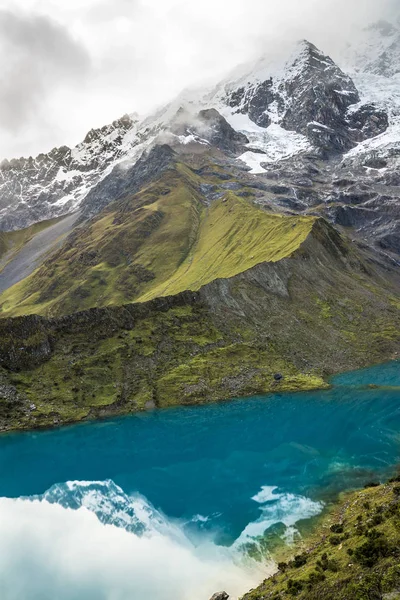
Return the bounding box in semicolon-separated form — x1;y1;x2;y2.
169;107;249;154
346;104;389;144
80;144;176;221
226;41;389;154
228;79;275;128
196;109;249;153
280;42;360;153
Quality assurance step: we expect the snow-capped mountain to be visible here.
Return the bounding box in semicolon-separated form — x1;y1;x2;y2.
212;40;387;153
0;114;141;230
0;25;399;240
335;19;400;168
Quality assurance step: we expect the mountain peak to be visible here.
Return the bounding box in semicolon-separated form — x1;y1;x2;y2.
220;37;382;154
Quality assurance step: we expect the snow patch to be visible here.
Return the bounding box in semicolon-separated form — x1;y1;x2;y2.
238;152;267;174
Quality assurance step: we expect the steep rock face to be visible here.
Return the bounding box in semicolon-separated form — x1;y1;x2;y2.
168;107;249;153
195;108;249;153
279;42;360;152
224;41;388;153
346;103;389;142
0;115;138;231
80;144;176;221
227;78;276;128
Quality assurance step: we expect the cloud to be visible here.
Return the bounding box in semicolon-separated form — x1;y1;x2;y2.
0;497;258;600
0;0;396;158
0;9;90;137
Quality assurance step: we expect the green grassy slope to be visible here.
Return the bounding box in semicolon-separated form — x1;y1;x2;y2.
0;215;399;432
0;298;327;432
0;165;315;317
242;479;400;600
0;156;399;431
138;193;314;301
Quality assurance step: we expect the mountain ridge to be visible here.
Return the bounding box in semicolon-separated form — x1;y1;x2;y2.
0;212;399;432
0;21;399;432
0;29;397;233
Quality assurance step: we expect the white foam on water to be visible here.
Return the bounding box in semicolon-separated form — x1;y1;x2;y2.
234;486;324;549
251;486;279;503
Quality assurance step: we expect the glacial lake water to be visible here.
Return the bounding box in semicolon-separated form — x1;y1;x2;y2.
0;361;399;600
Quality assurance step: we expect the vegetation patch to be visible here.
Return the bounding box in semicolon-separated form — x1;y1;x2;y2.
241;480;400;600
0;166;315;317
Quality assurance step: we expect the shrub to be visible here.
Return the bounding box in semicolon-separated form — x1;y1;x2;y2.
345;573;383;600
317;553;329;571
385;502;400;517
287;579;303;596
355;524;366;536
292;554;308;568
364;482;380;489
317;553;340;573
327;559;339;573
353;530;392;567
371;514;384;526
382;564;400;593
329;535;342;546
307;570;326;586
330;524;344;534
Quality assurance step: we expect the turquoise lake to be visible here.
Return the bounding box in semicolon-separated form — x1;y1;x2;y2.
0;361;399;599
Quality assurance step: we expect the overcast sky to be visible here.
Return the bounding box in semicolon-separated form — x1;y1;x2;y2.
0;0;397;159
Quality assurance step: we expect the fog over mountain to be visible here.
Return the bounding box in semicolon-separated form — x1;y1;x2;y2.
0;0;398;158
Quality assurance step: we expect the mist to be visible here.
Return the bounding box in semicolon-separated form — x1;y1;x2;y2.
0;497;260;600
0;0;398;158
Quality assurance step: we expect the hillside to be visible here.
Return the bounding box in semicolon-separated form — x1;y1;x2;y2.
0;162;317;317
0;26;399;433
241;478;400;600
0;208;399;431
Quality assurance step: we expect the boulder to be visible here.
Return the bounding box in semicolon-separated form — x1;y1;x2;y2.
209;593;229;600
